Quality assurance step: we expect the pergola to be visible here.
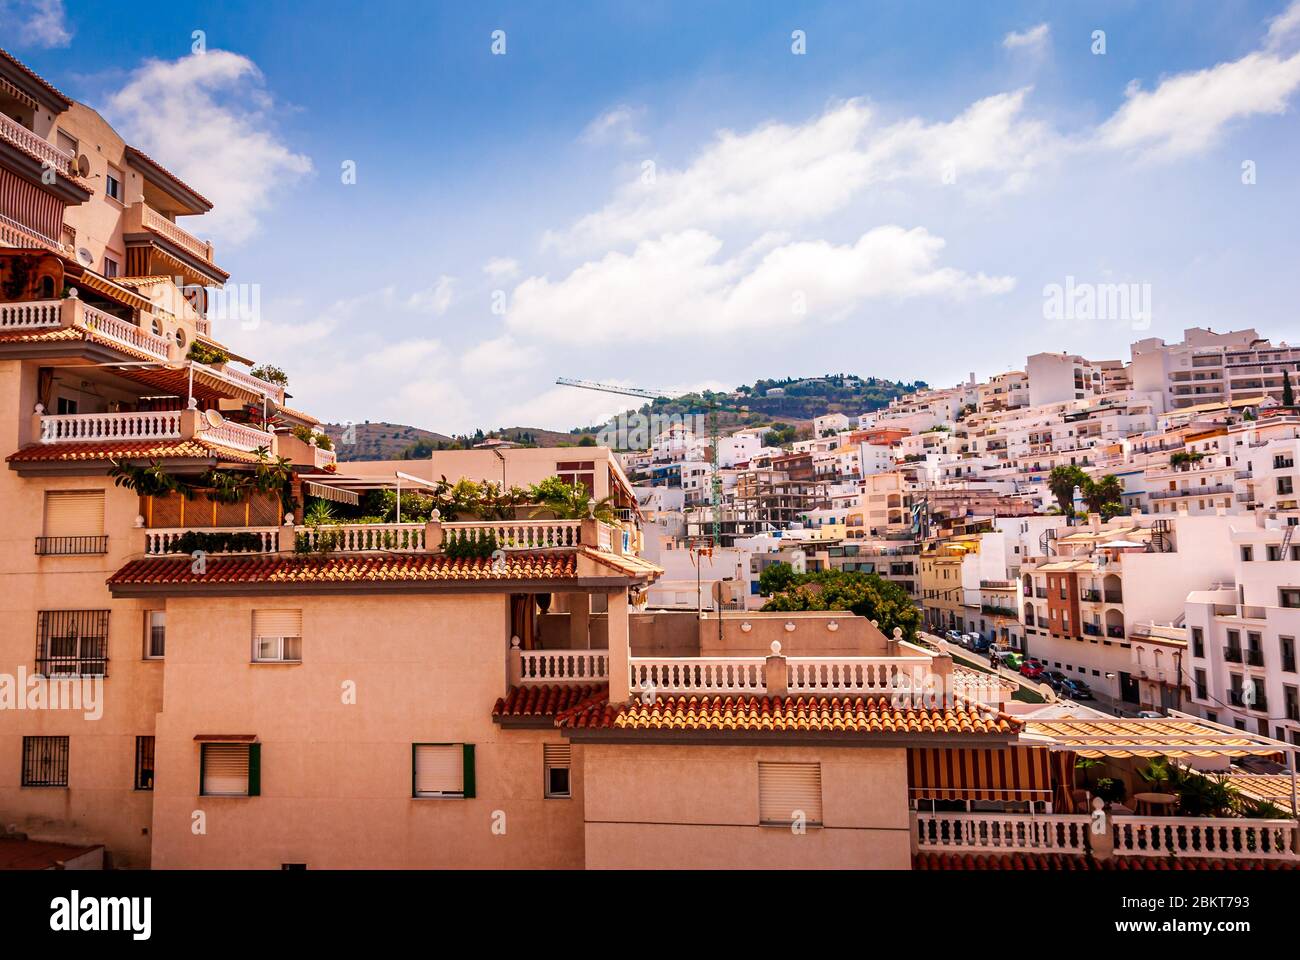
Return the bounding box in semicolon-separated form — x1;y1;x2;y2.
296;470;442;518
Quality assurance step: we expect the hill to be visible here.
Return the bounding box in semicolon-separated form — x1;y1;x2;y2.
320;421;455;461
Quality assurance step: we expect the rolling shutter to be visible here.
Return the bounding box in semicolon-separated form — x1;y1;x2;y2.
202;743;250;796
543;744;570;766
758;762;822;825
253;610;302;638
414;744;463;797
44;491;105;537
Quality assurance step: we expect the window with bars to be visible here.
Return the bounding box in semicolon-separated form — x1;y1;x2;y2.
22;736;69;787
134;736;155;790
36;610;109;677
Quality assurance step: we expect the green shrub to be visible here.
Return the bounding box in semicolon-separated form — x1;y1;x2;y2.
444;529;499;560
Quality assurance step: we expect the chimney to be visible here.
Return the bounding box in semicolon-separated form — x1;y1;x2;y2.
1089;512;1101;532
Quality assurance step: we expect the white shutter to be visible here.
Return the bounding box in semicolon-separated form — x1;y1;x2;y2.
44;491;105;537
203;744;249;796
253;609;302;638
414;744;463;796
758;762;822;825
543;744;570;766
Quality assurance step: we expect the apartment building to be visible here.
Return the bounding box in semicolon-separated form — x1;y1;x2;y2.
1132;327;1300;411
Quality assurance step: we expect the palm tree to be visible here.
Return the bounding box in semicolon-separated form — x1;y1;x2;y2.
1082;474;1124;515
1048;465;1088;519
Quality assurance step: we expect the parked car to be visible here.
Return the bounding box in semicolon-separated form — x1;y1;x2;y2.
1059;678;1095;700
1136;710;1164;719
993;650;1022;670
944;630;964;645
962;633;981;649
1040;670;1067;691
1019;659;1045;679
970;636;991;654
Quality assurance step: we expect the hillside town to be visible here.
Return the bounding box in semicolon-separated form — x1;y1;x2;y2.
1;36;1298;882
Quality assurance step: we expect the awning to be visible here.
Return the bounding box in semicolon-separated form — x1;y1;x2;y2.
304;481;360;506
1022;715;1288;758
908;747;1053;801
74;270;153;312
193;734;258;742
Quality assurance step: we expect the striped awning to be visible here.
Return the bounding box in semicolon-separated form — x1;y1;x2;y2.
908;747;1053;801
304;481;360;506
1023;717;1284;758
0;75;38;110
75;270;153;312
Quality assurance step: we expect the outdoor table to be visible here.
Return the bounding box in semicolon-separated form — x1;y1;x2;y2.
1133;792;1177;815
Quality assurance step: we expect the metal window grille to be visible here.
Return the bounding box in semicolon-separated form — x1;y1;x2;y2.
22;736;69;787
36;610;109;677
134;736;155;790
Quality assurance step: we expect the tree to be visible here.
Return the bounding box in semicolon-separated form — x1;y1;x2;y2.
1284;369;1295;407
527;476;615;522
1047;465;1088;518
761;569;921;642
1081;474;1125;517
249;363;288;387
758;561;796;596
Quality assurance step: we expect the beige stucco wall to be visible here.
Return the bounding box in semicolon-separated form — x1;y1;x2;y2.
581;743;911;869
149;592;585;869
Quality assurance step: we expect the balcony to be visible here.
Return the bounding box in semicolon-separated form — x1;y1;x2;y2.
1224;646;1244;663
124;201;216;265
1080;589;1101;602
1149;484;1234;500
1104;590;1123;604
1106;625;1125;639
35;535;109;556
1246;649;1265;668
144;527;279;557
0;110;75;179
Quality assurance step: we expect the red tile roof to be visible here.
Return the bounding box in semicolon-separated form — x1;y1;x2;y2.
8;439;262;465
558;694;1019;736
0;321;165;363
494;684;607;720
913;852;1299;871
123;145;214;210
0;47;72;105
109;551;583;587
0;837;102;870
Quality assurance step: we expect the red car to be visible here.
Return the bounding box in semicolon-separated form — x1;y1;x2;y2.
1019;659;1045;679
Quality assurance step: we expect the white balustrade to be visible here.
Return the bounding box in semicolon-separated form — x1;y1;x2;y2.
207;363;284;403
0;214;61;252
141;204;212;262
787;656;932;694
295;523;426;553
0;299;62;329
519;649;609;684
0;111;74;176
597;523;613;551
144;527;278;556
81;303;171;360
628;657;766;695
313;445;337;469
443;520;583;550
196;418;274;453
40;409;182;444
1111;816;1298;860
915;812;1091;854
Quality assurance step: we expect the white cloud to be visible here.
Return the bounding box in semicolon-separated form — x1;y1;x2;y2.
404;275;455;315
1267;0;1300;49
482;256;520;279
1003;23;1050;53
105;51;312;245
580;105;647;146
3;0;71;48
510;226;1012;344
459;335;539;377
546;92;1056;252
1098;50;1300;158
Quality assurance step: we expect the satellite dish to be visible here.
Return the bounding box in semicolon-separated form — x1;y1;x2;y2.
73;154;91;178
204;409;225;429
76;247;93;266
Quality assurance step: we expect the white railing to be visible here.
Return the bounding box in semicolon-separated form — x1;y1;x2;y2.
0;111;74;176
295;523;426;553
196;419;274;453
140;203;212;263
915;812;1091;855
205;363;284;403
629;657;766;695
786;656;932;694
518;649;609;684
313;445;337;469
443;520;583;550
0;299;62;329
40;409;182;444
597;523;614;551
0;213;61;252
81;303;171;360
1112;816;1298;860
144;526;279;556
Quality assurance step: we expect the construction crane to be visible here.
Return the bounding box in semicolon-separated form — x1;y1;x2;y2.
556;377;741;546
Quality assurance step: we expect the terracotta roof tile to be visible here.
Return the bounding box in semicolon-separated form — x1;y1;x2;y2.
0;321;166;363
493;684;607;720
558;694;1019;736
109;551;581;587
913;852;1299;871
8;439;262;464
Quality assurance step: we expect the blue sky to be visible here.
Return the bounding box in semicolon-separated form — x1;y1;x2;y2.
6;0;1300;432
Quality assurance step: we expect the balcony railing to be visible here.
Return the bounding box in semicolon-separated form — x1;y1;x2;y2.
82;303;171;360
915;812;1090;855
203;362;284;404
1106;624;1125;639
443;520;584;551
34;535;109;556
296;523;426;554
135;202;214;263
1150;484;1234;500
195;418;275;453
0;298;62;330
40;409;183;444
1224;646;1244;663
0;110;74;177
143;527;278;556
1246;649;1265;668
629;657;767;696
1111;816;1295;860
786;656;930;694
517;648;609;684
0;213;63;253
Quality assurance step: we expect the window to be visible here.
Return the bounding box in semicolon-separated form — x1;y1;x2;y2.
252;609;302;662
1195;669;1208;700
1241;546;1254;562
22;736;69;787
556;460;596;495
1191;626;1205;658
37;610;109;676
102;256;119;278
200;742;259;796
413;743;475;798
55;396;78;415
543;743;571;799
105;166;122;202
758;761;822;826
144;611;165;659
134;736;155;790
1281;589;1300;609
55;129;77;157
1282;636;1296;673
1280;476;1295;496
174;327;186;349
38;490;106;555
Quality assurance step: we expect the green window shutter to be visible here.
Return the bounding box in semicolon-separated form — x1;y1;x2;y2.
462;743;475;799
247;743;261;797
198;744;206;796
